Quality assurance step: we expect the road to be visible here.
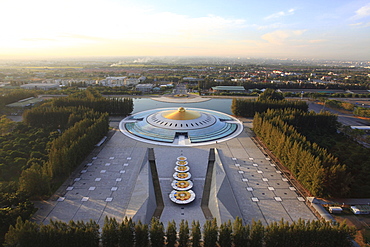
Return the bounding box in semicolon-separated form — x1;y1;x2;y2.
308;101;369;126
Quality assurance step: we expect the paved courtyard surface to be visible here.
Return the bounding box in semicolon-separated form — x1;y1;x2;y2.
33;118;316;226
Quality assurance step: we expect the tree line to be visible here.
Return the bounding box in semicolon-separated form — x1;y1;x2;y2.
231;98;308;117
51;88;133;116
0;89;133;244
231;89;308;117
253;109;351;198
0;90;36;108
232;89;370;197
325;99;370;118
0;122;56;244
4;216;355;247
23;106;103;129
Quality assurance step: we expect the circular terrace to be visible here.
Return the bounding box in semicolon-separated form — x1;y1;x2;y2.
119;107;243;146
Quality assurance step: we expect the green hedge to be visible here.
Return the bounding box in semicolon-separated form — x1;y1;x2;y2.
4;217;355;247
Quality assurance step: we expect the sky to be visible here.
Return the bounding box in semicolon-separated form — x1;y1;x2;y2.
1;0;370;60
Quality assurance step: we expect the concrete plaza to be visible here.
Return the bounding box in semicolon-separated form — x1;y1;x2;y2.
33;117;316;226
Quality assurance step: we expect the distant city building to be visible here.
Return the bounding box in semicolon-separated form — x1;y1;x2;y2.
271;80;283;84
125;78;140;86
136;84;154;93
138;76;147;82
100;76;127;86
231;78;247;82
183;77;197;81
0;82;10;88
20;83;59;90
211;86;246;93
39;79;96;86
214;79;224;83
183;77;203;83
99;77;142;87
159;83;174;88
321;76;332;81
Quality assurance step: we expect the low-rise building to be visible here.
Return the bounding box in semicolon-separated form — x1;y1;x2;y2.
136;84;154;93
351;205;370;215
100;77;127;87
20;83;59;90
138;76;147;82
211;86;246;93
125;78;140;86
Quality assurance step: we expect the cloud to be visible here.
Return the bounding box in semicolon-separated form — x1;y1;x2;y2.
349;22;364;26
0;0;248;48
59;34;107;42
348;22;370;28
253;23;284;30
261;29;306;45
264;8;295;20
352;3;370;19
136;13;247;38
21;38;56;42
308;39;326;44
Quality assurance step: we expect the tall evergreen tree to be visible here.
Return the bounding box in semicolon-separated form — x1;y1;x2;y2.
166;220;177;247
250;220;264;247
135;221;149;247
190;220;201;247
102;216;119;247
149;218;165;247
203;219;218;247
233;217;249;247
218;220;232;247
178;220;189;247
4;217;40;247
119;217;135;247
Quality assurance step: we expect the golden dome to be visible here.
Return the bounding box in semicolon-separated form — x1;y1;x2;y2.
161;107;201;120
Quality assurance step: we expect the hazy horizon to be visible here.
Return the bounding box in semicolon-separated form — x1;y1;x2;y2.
1;0;370;60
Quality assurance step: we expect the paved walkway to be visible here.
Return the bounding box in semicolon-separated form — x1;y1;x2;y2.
32;118;316;226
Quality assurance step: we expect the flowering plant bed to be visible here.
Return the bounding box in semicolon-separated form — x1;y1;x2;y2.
173;172;191;180
171;180;193;190
175;165;190;172
169;190;195;204
176;160;188;166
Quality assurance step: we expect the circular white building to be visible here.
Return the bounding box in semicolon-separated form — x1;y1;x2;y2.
119;107;243;146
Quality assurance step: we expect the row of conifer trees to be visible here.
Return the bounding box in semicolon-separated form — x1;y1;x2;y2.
1;89;133;244
4;216;355;247
253;108;351;197
52;89;133;116
19;89;133;196
23;89;133;129
231;98;308;117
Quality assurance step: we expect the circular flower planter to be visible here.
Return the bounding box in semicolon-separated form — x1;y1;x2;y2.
177;156;187;161
171;180;193;190
173;172;191;180
169;190;196;204
174;94;188;97
175;165;190;172
176;160;188;166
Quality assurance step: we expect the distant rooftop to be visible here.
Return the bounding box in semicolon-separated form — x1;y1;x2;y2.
211;86;246;91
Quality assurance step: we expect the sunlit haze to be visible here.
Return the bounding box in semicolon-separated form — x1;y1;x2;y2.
1;0;370;60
